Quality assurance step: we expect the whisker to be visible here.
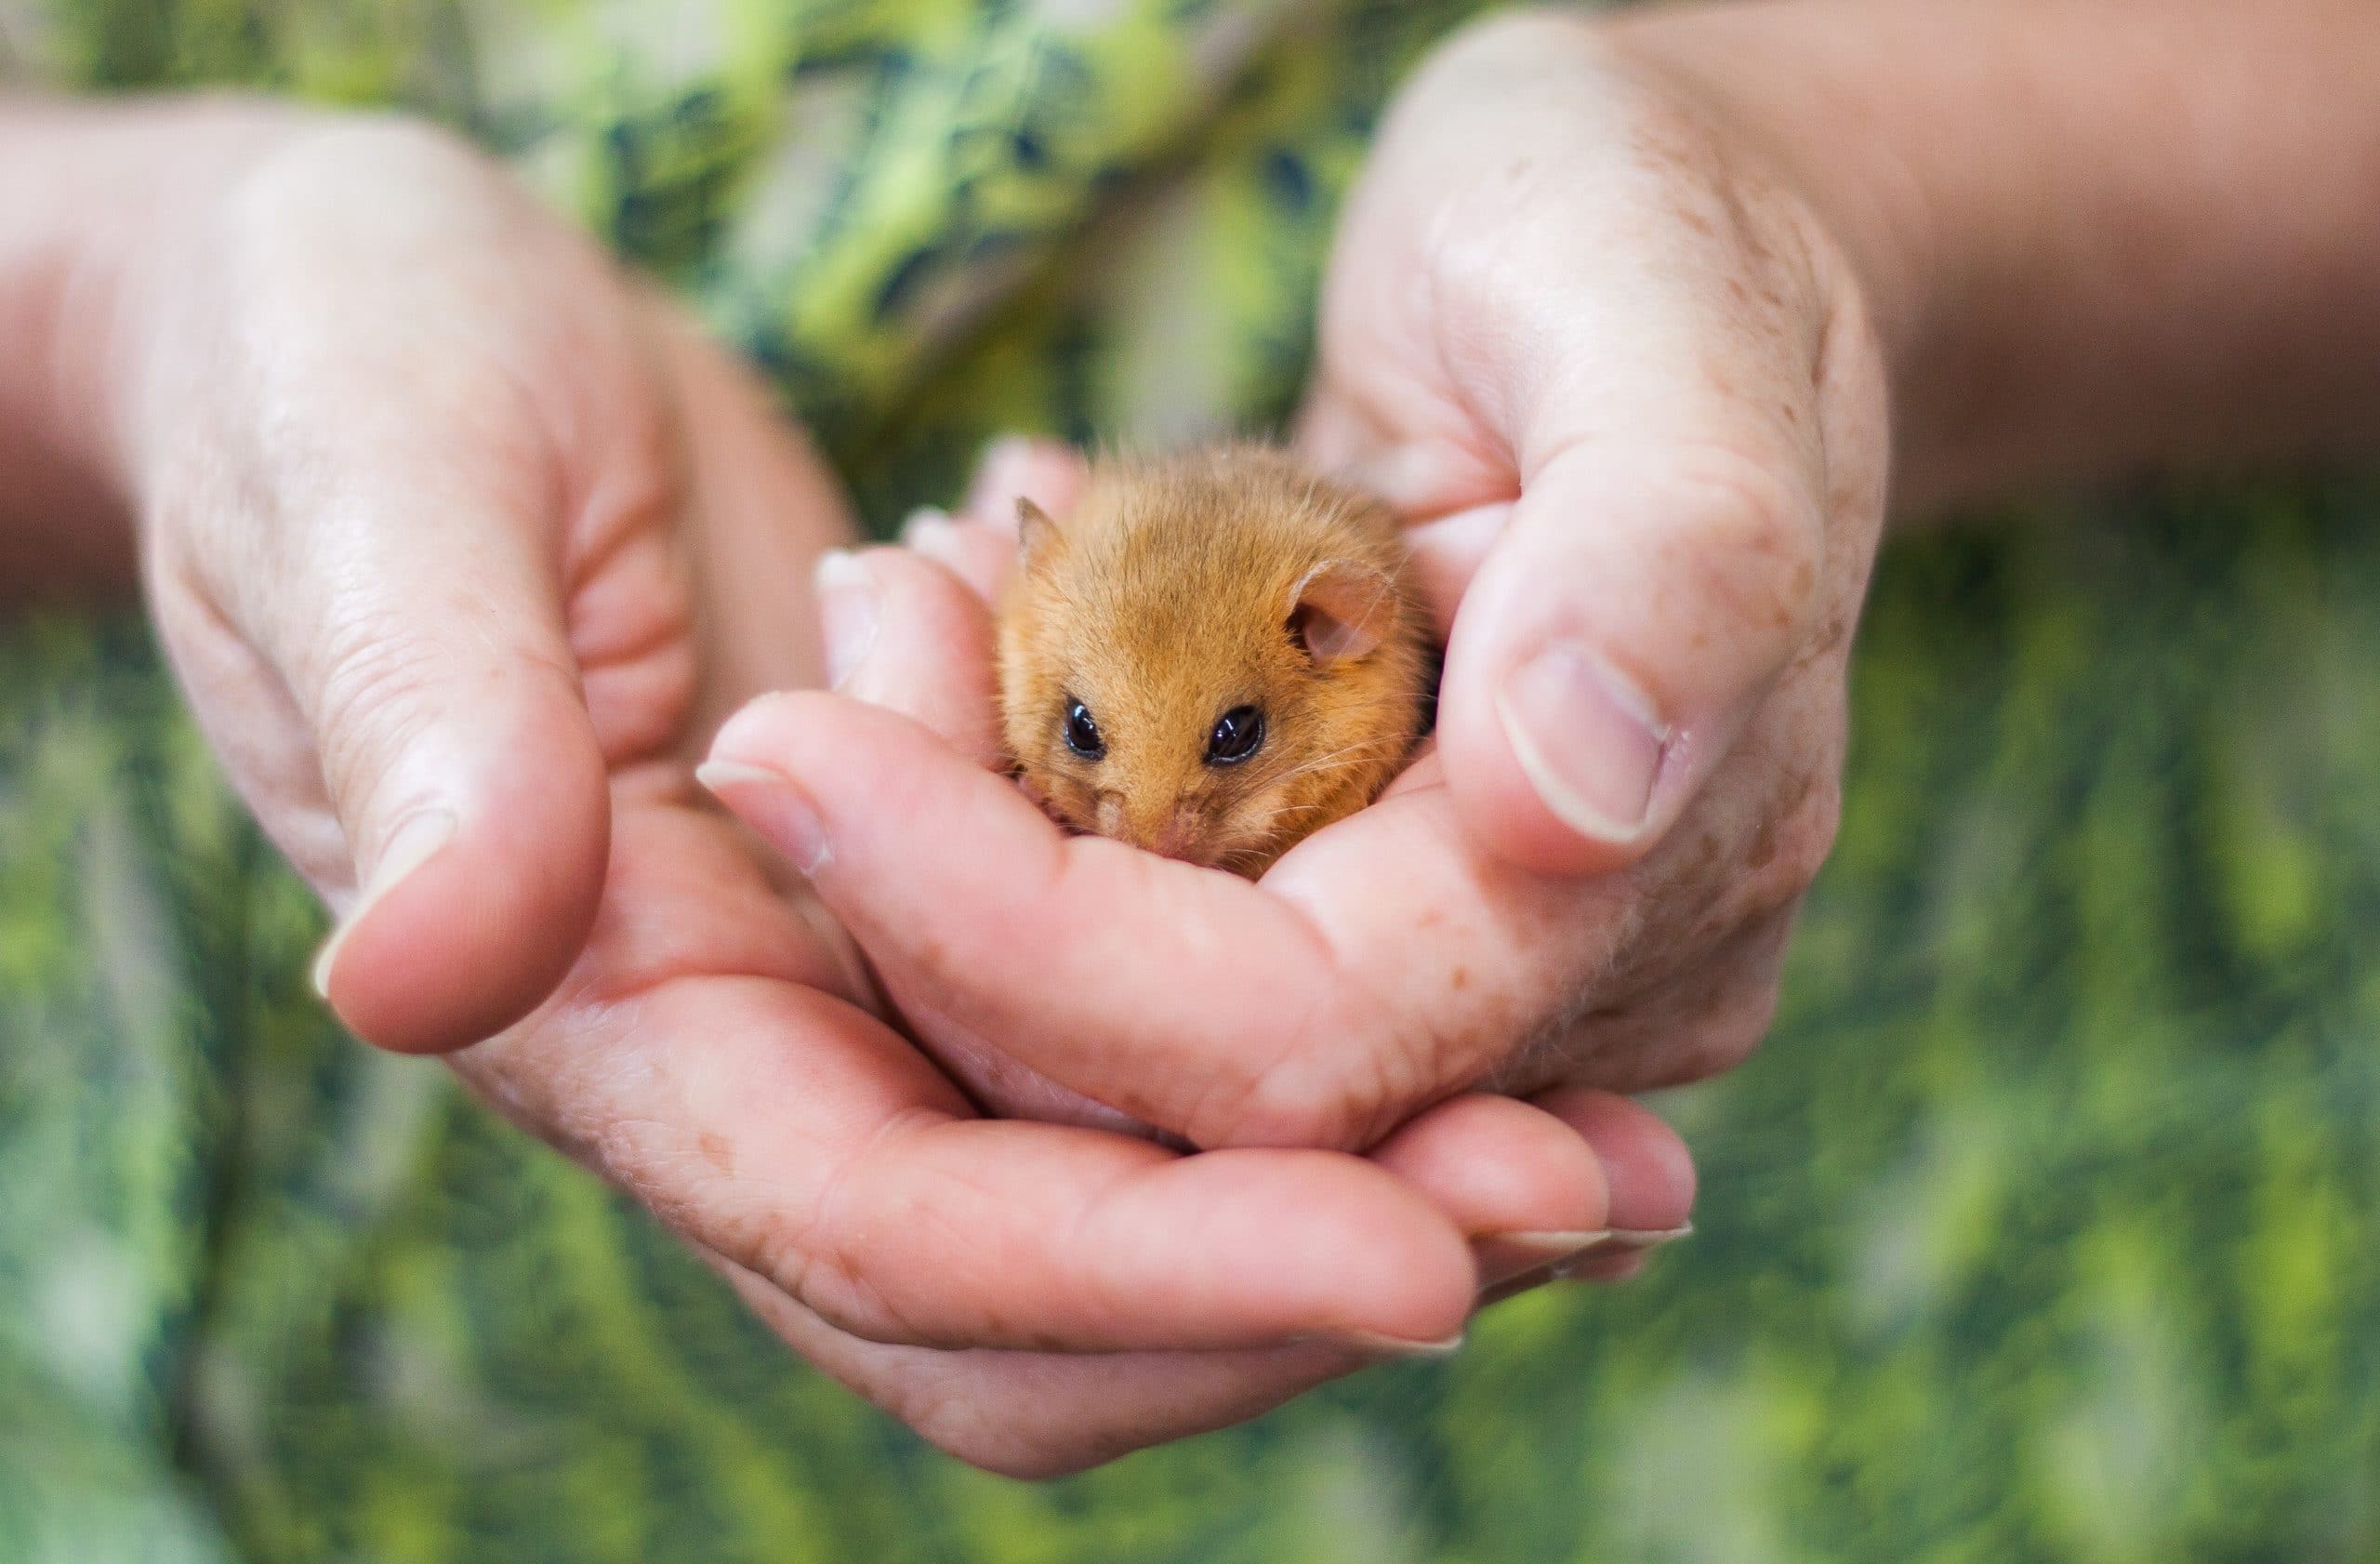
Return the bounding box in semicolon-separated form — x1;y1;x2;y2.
1260;736;1410;788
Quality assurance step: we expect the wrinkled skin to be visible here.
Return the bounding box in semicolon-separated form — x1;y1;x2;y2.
97;107;1693;1477
717;10;1889;1169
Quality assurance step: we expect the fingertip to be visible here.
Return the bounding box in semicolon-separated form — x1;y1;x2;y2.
707;687;813;768
1437;569;1676;878
319;688;611;1054
962;435;1087;529
1529;1087;1697;1234
1434;438;1822;878
1437;681;1649;877
1369;1093;1610;1244
1160;1151;1477;1350
898;509;1015;603
836;544;1004;766
704;690;1053;888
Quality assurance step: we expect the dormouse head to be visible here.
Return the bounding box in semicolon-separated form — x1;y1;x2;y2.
993;451;1428;877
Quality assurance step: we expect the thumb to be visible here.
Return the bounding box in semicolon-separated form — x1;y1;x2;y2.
285;488;612;1055
1436;435;1828;876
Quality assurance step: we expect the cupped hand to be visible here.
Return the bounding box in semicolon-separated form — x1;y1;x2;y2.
114;110;1686;1474
705;7;1887;1162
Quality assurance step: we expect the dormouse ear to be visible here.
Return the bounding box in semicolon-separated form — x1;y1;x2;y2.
1016;497;1062;568
1287;558;1397;666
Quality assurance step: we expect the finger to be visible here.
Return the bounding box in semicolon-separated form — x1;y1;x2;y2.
1530;1088;1696;1239
773;541;1144;1131
813;544;1004;769
163;134;690;1055
1537;902;1800;1096
1366;1093;1612;1281
1371;1089;1699;1296
703;689;1661;1152
460;802;1476;1357
960;434;1088;530
715;1258;1371;1479
893;436;1091;605
717;1093;1655;1477
254;430;615;1055
1433;431;1829;876
1306;55;1885;876
1471;1090;1697;1302
704;691;1417;1150
894;507;1016;605
657;298;865;715
581;991;1480;1355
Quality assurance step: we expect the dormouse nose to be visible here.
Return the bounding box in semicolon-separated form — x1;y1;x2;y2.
1098;792;1206;863
1147;808;1203;861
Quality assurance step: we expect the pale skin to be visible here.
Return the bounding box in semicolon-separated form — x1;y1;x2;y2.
7;0;2379;1476
0;97;1687;1475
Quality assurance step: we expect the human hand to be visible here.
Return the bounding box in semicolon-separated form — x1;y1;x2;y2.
95;107;1689;1473
700;7;1887;1165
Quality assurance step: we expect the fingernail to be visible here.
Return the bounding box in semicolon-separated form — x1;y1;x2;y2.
1474;1231;1615;1306
1560;1251;1650;1285
1496;642;1670;844
1491;1229;1613;1266
898;505;950;544
813;550;878;693
695;761;830;875
899;507;969;572
311;808;457;1001
966;434;1038;518
1483;1226;1693;1297
1597;1222;1694;1253
1334;1328;1467;1360
1548;1227;1693;1287
1475;1264;1558;1307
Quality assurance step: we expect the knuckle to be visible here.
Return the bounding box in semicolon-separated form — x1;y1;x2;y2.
1755;770;1843;908
309;616;448;802
748;1109;943;1347
1692;984;1781;1078
1779;773;1843;883
307;598;584;819
1177;1048;1323;1151
664;1159;913;1348
1192;1059;1345;1152
1639;447;1825;654
1184;990;1411;1151
1586;978;1778;1094
1406;11;1608;124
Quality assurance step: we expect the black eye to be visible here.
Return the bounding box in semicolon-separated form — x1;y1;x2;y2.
1206;705;1265;765
1063;698;1105;760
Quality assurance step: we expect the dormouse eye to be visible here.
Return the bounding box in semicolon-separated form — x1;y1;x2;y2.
1064;697;1105;760
1206;705;1265;765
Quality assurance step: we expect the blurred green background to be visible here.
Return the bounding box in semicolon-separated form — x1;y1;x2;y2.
5;1;2377;1559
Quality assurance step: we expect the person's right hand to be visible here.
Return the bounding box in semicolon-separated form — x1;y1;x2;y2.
702;4;1887;1173
83;106;1688;1474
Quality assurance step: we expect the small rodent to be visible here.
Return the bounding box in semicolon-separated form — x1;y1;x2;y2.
995;444;1431;878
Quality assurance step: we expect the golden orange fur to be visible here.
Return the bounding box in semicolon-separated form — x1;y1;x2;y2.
995;445;1430;878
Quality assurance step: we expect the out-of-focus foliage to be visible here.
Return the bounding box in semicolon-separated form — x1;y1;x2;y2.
4;1;2378;1561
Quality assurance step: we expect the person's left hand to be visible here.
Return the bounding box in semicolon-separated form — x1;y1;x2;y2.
701;7;1887;1173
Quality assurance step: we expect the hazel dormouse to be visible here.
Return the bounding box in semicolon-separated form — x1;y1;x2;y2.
994;444;1432;878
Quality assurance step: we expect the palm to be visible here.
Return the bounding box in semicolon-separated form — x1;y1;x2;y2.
737;13;1885;1232
432;323;1604;1476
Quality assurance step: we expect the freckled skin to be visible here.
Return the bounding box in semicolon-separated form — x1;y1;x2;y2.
995;445;1430;878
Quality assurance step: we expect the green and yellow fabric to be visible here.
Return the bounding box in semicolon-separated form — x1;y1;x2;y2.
6;3;2379;1560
